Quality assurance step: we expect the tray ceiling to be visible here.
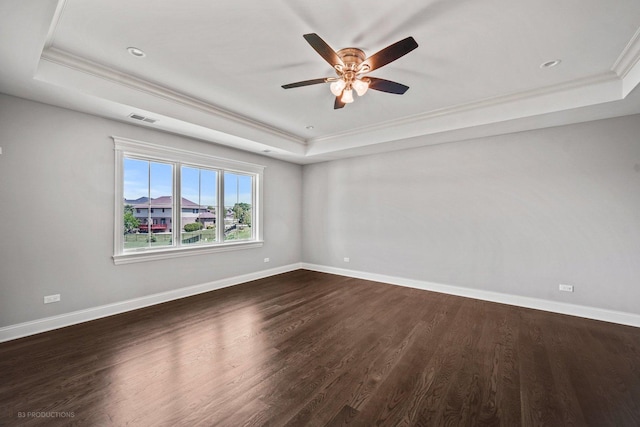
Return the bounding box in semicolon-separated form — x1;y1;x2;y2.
2;0;640;163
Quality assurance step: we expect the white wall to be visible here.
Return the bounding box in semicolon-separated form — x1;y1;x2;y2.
302;114;640;315
0;94;303;327
2;92;639;332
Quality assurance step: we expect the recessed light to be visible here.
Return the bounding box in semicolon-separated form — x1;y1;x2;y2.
127;47;146;58
305;125;314;130
540;59;561;69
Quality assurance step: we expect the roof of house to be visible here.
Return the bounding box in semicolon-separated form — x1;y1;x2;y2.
132;196;202;209
124;197;149;205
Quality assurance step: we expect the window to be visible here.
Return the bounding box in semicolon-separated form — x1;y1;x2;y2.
113;136;263;264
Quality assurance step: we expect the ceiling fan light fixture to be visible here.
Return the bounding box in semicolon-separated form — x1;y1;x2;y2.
330;79;347;96
353;78;369;96
341;88;354;103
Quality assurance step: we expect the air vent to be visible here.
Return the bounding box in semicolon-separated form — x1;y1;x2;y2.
128;113;157;124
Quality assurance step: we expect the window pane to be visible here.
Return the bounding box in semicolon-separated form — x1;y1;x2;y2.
224;172;253;241
149;162;173;247
181;166;218;246
200;169;218;243
123;158;173;250
123;158;149;250
124;158;149;201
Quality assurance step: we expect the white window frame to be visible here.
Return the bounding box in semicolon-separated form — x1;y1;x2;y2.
113;136;264;265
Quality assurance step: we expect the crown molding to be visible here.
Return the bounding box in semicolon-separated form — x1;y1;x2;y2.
612;26;640;97
36;4;639;160
43;0;68;50
39;45;627;160
309;72;621;145
40;47;306;146
612;26;640;78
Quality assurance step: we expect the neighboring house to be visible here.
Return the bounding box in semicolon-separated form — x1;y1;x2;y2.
224;207;239;231
197;211;216;229
127;196;215;232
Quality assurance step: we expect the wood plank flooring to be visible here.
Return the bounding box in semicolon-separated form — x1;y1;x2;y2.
1;270;640;426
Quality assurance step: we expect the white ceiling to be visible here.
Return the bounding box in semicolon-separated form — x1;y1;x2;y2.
1;0;640;163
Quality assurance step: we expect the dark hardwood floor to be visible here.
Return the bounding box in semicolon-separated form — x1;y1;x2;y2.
1;270;639;426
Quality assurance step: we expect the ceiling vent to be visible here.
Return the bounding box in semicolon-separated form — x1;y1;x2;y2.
128;113;157;124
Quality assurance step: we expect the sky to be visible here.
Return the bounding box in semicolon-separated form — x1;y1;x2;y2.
124;158;252;206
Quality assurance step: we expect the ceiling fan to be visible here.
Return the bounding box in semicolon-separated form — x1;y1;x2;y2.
282;33;419;109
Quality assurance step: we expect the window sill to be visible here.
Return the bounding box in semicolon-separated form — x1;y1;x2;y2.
113;240;264;265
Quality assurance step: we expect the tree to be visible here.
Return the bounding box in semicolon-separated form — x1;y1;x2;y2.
232;203;252;226
123;204;139;233
242;208;251;227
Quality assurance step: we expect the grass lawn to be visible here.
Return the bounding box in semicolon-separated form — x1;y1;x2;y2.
124;232;172;249
123;226;253;249
182;228;217;245
224;225;252;241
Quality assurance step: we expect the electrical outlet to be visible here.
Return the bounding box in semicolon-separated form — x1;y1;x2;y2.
344;257;350;263
559;284;574;293
264;257;270;263
44;294;60;304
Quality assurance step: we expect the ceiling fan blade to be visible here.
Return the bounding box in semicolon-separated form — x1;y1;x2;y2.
334;96;346;109
362;37;418;72
303;33;344;68
281;78;328;89
367;77;410;94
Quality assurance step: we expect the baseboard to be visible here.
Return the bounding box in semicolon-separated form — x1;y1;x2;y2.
3;262;637;343
301;263;640;328
0;263;302;343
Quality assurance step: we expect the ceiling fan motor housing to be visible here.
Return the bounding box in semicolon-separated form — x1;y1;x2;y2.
336;48;367;72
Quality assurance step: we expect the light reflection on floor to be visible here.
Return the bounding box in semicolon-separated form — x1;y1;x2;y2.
101;304;269;425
